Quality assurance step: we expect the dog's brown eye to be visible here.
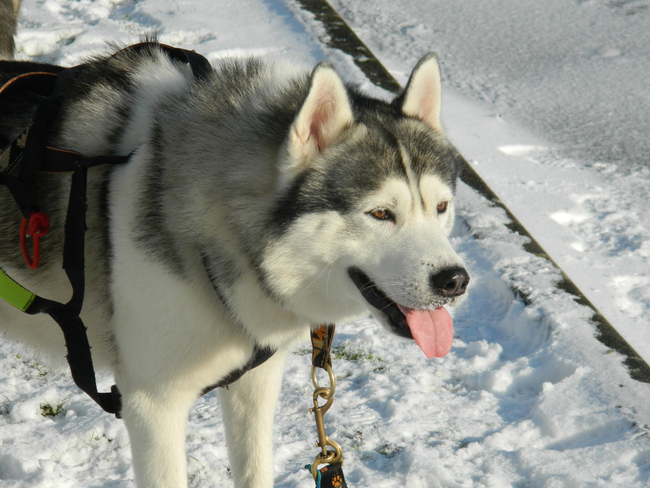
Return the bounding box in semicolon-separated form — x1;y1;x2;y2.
370;208;395;222
437;201;448;214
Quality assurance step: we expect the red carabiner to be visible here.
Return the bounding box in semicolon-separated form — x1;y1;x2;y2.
20;211;50;269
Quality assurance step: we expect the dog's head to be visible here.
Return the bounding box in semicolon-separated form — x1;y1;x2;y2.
263;53;469;358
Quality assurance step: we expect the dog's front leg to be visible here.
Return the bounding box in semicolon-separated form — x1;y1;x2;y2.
218;350;289;488
120;387;198;488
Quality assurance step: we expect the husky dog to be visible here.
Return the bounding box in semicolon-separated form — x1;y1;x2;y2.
0;44;469;487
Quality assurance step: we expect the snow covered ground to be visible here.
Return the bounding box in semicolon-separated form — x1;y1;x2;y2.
2;0;650;487
327;0;650;366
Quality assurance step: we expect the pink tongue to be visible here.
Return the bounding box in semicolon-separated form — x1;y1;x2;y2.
397;305;453;358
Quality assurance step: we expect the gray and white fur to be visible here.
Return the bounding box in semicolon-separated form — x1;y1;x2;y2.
0;0;19;59
0;44;469;487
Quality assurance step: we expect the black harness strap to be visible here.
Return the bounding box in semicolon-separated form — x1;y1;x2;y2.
200;345;276;397
200;252;277;396
0;72;58;216
20;152;130;416
131;42;214;82
1;43;261;419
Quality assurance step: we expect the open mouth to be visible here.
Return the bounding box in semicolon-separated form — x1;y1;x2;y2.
348;267;454;358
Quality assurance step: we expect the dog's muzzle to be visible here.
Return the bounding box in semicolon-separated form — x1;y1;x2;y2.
348;266;469;358
348;267;412;338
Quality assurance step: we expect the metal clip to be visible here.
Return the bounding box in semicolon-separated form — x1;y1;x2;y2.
309;363;343;480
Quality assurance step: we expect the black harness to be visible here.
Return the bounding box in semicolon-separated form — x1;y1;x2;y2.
0;43;273;418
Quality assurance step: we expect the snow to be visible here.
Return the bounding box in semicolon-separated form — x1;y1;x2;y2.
2;0;650;487
326;0;650;366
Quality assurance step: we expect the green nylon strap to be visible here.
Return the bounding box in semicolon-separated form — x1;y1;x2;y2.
0;268;36;312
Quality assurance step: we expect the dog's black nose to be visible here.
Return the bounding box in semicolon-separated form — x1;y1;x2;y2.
430;267;470;297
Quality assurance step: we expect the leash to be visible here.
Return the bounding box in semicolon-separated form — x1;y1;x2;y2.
0;43;227;418
306;324;349;488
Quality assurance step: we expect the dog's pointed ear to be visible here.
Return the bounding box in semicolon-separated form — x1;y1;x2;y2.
395;53;443;133
288;62;354;164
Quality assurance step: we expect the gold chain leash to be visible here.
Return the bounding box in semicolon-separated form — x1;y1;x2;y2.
308;325;348;486
310;362;343;479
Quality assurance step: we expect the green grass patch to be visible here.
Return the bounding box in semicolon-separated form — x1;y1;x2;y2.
333;340;382;363
40;400;67;418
